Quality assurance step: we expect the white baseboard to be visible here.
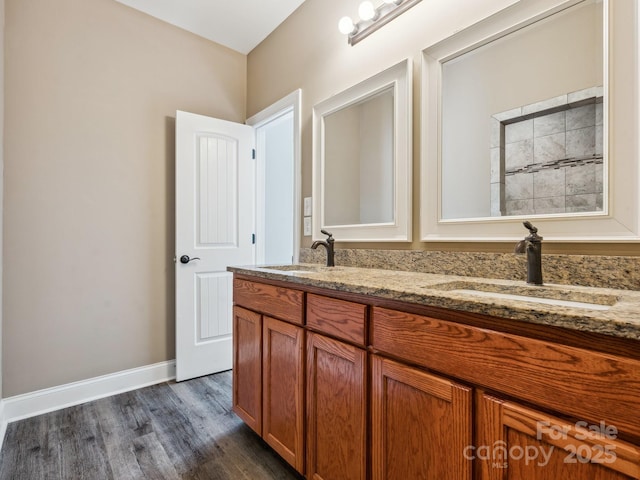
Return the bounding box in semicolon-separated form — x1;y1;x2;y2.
1;360;176;431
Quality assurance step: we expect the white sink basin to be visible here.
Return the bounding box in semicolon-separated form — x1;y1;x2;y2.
451;288;613;311
260;264;327;274
432;281;618;311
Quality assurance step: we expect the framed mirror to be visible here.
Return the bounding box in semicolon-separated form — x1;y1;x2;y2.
421;0;640;241
313;58;412;242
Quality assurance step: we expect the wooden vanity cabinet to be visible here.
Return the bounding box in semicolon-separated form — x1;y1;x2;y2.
307;332;367;480
232;306;262;434
232;279;305;474
477;392;640;479
233;275;640;479
306;294;368;480
262;316;305;472
371;355;473;480
371;306;640;479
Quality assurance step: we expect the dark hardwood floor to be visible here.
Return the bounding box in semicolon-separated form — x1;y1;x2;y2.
0;371;303;479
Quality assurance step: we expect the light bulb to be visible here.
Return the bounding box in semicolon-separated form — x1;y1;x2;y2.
358;1;376;21
383;0;402;4
338;16;356;35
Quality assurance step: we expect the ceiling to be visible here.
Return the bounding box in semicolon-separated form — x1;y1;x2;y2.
114;0;307;55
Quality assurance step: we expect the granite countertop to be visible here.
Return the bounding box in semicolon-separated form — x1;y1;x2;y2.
228;264;640;341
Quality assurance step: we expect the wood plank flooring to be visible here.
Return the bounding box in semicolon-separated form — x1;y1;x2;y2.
0;371;303;480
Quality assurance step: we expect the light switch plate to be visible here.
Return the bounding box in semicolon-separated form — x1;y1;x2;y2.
304;197;312;216
303;216;312;236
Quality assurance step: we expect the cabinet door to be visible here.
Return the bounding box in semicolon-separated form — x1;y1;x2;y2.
232;306;262;434
262;316;305;473
371;355;473;480
477;392;640;479
307;332;367;480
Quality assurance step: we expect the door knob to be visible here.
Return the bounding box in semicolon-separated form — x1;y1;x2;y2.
180;255;200;264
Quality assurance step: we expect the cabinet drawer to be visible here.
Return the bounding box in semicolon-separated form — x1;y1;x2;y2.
233;279;303;325
372;306;640;439
307;293;366;345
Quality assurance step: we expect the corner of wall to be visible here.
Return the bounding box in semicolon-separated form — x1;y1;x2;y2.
0;0;6;452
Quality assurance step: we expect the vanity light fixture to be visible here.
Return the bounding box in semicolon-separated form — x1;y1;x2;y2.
338;0;422;45
358;1;377;21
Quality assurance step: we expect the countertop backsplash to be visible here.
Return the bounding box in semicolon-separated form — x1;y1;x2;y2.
299;248;640;291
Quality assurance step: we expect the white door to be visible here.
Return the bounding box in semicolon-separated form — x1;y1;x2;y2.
175;110;255;382
247;89;302;265
255;110;295;264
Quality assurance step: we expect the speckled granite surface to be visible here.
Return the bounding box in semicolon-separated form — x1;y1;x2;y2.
299;248;640;291
228;264;640;341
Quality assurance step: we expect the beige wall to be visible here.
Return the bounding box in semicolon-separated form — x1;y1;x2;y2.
248;0;640;256
0;0;4;401
4;0;246;396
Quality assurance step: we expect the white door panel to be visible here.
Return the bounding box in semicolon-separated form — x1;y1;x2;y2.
176;111;254;381
247;89;301;266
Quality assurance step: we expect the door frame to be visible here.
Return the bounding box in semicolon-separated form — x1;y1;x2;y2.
246;89;302;264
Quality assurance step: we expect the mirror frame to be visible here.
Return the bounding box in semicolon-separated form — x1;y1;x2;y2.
421;0;640;242
313;58;412;242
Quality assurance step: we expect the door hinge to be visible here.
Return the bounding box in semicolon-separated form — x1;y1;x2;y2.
252;233;256;244
252;149;256;159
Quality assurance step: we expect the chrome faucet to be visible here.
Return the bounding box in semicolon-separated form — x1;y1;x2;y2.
311;230;335;267
514;221;543;285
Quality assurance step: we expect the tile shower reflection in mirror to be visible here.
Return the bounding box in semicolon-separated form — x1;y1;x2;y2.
490;86;603;216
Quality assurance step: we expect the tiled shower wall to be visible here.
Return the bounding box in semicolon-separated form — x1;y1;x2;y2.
490;87;603;216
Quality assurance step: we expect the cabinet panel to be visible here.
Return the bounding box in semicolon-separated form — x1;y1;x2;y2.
372;306;640;439
234;279;304;325
307;294;366;345
262;316;305;473
477;392;640;479
232;306;262;434
307;332;367;480
371;355;472;480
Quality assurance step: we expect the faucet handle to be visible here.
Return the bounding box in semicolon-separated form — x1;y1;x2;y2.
320;229;334;240
523;221;537;234
522;221;542;241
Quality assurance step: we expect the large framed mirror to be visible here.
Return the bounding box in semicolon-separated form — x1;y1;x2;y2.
313;58;412;242
421;0;640;241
